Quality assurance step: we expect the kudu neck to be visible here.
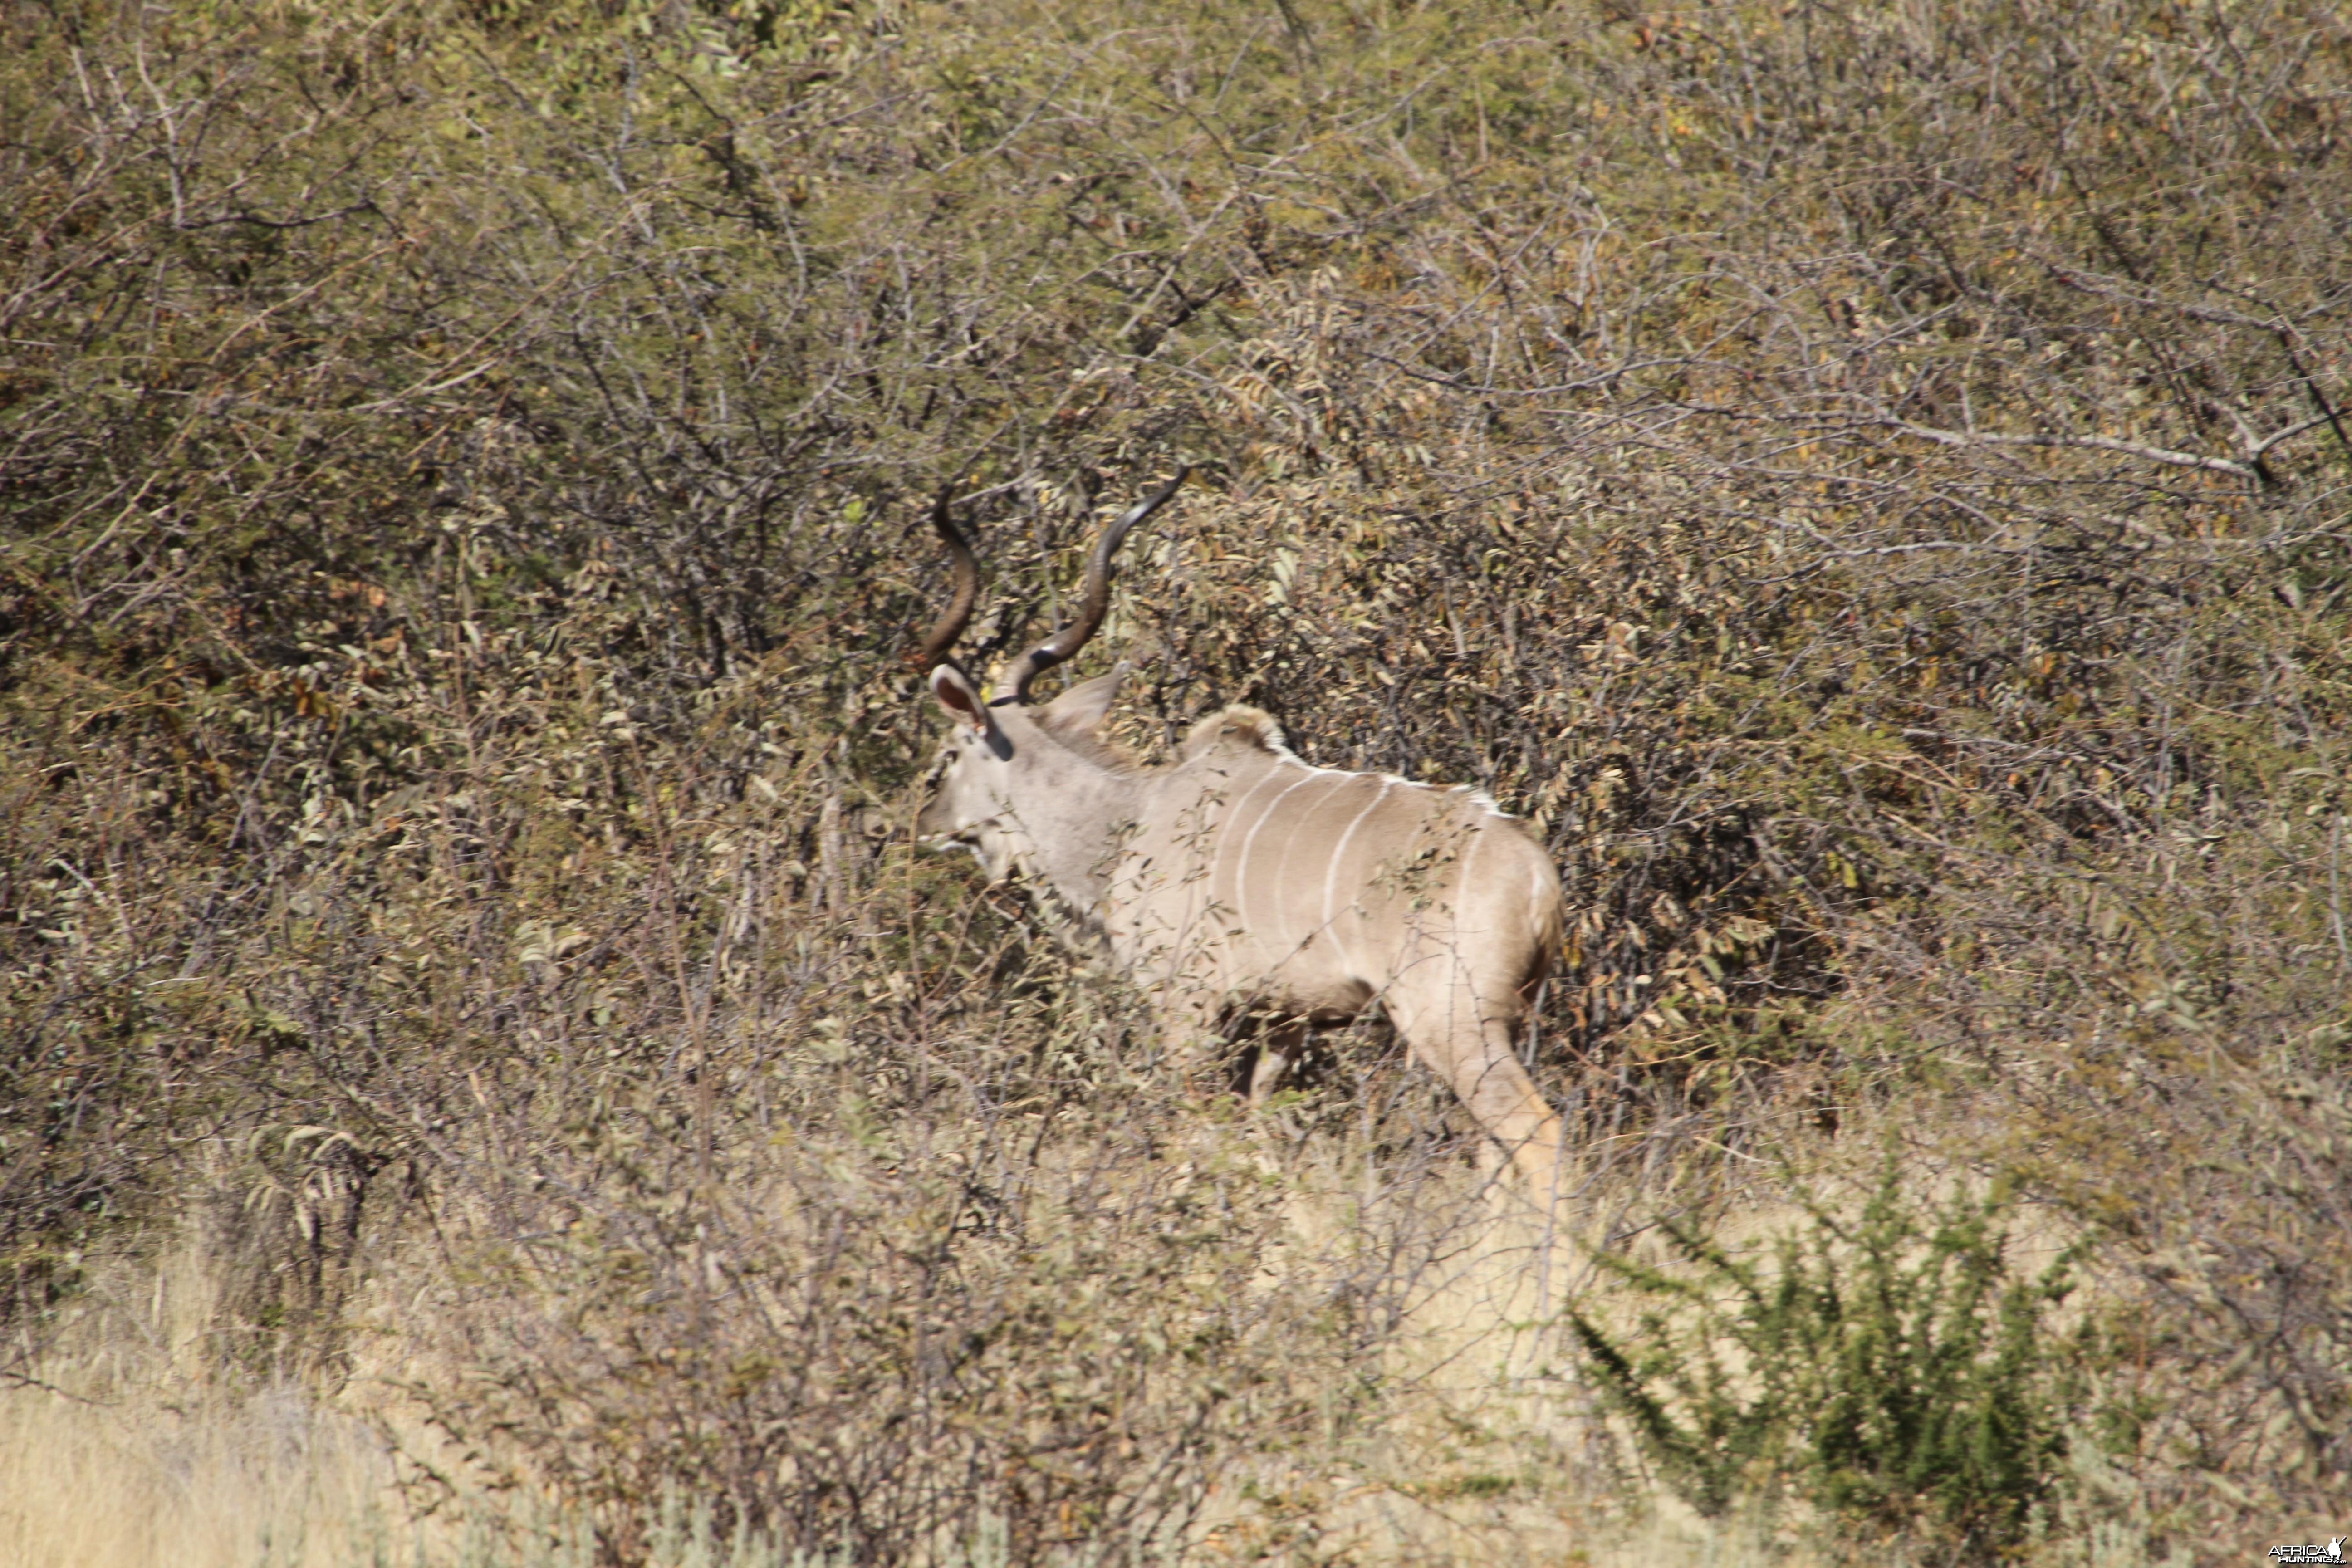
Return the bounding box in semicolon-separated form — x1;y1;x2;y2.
1004;727;1138;910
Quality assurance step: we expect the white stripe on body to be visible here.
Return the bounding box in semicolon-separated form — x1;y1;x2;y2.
1267;771;1358;966
1452;814;1485;1016
1235;769;1317;957
1209;764;1291;940
1321;779;1391;978
1457;810;1484;910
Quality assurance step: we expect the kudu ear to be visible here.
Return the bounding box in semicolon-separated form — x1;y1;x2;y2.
929;664;992;732
1038;668;1122;737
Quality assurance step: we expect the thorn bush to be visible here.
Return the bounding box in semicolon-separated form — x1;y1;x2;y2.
1572;1158;2080;1553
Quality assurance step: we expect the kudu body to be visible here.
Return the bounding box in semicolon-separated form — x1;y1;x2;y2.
912;475;1566;1191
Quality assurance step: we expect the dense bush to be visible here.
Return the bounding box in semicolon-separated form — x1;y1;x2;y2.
1;0;2347;1558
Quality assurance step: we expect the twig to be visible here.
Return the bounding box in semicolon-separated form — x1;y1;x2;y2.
1890;420;2260;480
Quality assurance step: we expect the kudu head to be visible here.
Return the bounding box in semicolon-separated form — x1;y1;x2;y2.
911;471;1188;882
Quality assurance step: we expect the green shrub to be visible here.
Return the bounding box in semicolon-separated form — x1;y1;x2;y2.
1570;1158;2078;1551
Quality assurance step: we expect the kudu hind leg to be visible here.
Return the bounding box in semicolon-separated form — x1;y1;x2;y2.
1392;993;1564;1196
1465;1017;1565;1198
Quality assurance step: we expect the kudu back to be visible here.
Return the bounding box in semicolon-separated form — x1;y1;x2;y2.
912;474;1566;1191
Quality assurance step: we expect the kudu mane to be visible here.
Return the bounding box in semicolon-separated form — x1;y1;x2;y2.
1029;700;1278;777
1179;705;1286;760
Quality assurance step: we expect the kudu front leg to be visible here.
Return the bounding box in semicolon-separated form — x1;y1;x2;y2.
1247;1017;1311;1105
1151;993;1227;1097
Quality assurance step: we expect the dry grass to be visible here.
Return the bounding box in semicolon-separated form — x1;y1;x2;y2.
0;1232;402;1568
0;1387;388;1568
0;1121;2290;1566
1;1175;1751;1568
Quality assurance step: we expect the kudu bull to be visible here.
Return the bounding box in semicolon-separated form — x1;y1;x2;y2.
911;472;1566;1192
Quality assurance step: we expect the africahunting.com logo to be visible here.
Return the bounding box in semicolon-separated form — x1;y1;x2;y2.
2266;1539;2345;1564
